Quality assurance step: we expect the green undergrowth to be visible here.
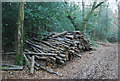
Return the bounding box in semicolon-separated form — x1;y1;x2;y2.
89;40;99;48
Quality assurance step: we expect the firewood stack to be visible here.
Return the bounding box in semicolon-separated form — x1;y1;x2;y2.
24;31;92;74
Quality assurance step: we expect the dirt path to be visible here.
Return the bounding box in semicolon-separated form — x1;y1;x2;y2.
2;42;118;79
61;43;118;79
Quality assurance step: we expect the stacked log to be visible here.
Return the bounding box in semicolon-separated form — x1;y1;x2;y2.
24;31;92;74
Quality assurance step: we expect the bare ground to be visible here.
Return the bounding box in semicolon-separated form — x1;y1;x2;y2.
1;42;118;79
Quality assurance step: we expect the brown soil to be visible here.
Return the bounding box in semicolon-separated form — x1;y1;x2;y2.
1;42;118;79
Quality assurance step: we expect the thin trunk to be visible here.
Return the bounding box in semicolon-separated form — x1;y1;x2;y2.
15;1;24;65
99;5;102;41
118;1;120;42
82;0;85;20
105;4;108;40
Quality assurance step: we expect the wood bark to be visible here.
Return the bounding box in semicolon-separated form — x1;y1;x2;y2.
1;64;23;70
15;1;24;65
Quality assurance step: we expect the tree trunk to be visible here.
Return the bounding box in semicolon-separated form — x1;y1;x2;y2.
105;4;109;41
99;5;103;41
82;0;85;20
82;1;104;32
118;1;120;42
15;1;24;65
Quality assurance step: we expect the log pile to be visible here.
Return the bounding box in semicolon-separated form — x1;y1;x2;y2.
24;31;92;74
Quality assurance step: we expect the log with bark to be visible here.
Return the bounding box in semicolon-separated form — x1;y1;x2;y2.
0;64;23;70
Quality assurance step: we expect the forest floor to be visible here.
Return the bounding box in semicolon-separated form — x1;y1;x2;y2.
1;42;118;79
